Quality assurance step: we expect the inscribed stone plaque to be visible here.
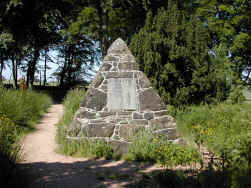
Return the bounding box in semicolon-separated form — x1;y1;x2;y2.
108;78;137;110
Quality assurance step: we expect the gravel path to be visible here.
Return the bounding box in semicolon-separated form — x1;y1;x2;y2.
19;104;157;188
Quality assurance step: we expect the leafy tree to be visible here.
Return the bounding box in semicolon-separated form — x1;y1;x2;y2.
195;0;251;85
0;0;76;88
55;34;97;87
67;0;172;56
130;1;230;106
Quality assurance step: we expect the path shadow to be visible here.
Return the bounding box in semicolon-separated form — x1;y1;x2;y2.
17;159;153;188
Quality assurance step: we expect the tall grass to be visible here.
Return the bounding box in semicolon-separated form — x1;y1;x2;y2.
174;103;251;187
0;85;52;130
0;85;52;187
125;131;201;168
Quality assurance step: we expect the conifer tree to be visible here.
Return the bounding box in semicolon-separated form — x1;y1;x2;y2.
130;1;230;106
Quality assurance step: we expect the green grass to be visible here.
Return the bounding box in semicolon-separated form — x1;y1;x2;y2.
0;85;52;130
0;84;52;187
175;103;251;149
125;131;201;168
174;102;251;187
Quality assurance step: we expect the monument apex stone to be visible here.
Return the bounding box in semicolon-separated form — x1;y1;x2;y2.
68;38;180;154
107;38;131;55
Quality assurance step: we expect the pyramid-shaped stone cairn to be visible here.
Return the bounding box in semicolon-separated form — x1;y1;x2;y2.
68;38;180;153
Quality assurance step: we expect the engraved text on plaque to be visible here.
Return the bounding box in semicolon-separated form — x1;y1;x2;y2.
107;78;137;110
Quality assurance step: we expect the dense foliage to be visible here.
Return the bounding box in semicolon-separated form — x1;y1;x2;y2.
195;0;251;84
1;0;250;90
175;102;251;187
0;85;51;187
130;2;236;106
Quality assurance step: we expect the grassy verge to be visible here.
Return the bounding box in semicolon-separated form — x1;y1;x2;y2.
173;102;251;187
0;85;52;187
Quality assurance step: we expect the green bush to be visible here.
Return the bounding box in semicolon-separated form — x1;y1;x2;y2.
126;131;201;168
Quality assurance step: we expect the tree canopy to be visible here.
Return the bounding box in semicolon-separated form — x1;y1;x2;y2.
0;0;250;104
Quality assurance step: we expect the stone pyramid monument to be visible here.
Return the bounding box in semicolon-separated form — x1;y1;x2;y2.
68;38;180;153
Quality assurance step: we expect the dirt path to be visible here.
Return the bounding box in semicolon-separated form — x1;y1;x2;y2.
19;104;159;188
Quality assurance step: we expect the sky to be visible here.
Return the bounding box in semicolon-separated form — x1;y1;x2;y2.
3;53;59;82
2;50;100;83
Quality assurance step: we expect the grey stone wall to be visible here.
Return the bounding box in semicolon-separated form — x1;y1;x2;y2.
68;38;180;153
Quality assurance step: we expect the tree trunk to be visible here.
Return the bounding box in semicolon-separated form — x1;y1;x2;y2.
43;48;48;86
11;58;18;89
244;69;250;83
98;5;109;57
59;49;69;87
28;47;40;89
0;59;3;83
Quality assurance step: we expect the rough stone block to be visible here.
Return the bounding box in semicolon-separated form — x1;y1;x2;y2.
154;110;169;117
119;120;128;124
132;112;143;119
99;85;107;92
90;73;104;88
150;116;176;130
81;88;107;111
103;55;119;62
98;112;116;117
105;72;134;79
82;123;115;137
129;119;148;125
120;54;136;63
117;112;132;116
144;112;154;120
100;63;112;71
137;72;151;88
118;62;139;71
75;109;96;119
119;124;145;141
139;88;166;111
89;119;106;124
